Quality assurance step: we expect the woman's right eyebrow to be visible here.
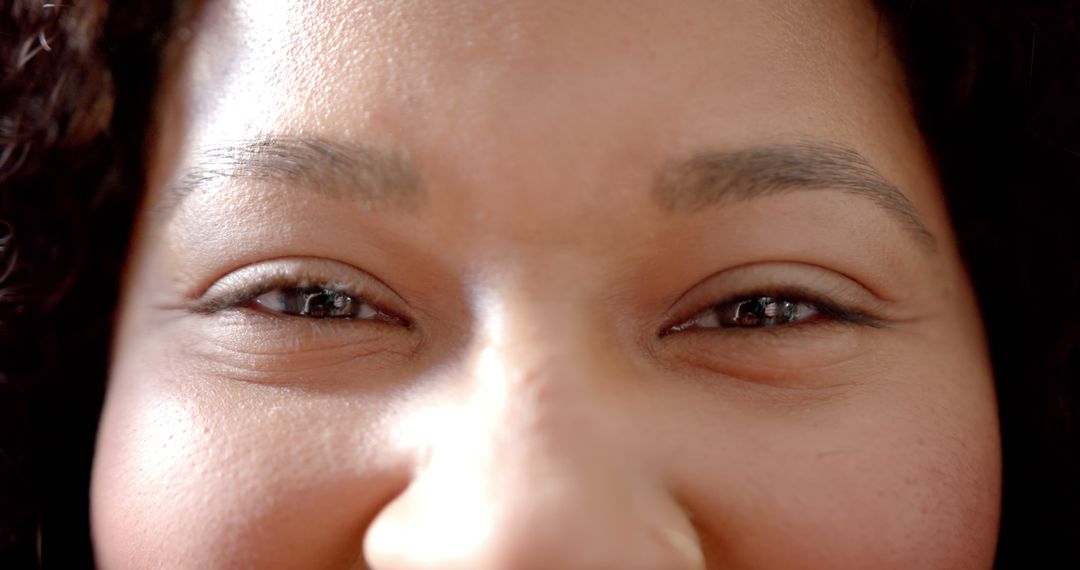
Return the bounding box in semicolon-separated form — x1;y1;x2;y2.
152;136;424;221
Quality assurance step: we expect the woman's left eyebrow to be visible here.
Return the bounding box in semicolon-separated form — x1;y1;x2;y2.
653;141;938;253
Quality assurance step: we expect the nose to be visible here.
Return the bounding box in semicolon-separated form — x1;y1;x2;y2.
362;305;704;570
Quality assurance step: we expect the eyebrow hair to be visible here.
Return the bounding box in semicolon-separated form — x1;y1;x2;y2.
653;141;936;249
155;136;422;219
160;137;933;251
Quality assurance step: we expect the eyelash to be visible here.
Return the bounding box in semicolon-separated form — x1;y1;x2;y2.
193;274;880;339
191;278;409;326
661;288;882;337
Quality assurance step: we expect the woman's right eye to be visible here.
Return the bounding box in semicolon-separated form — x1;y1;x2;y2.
251;286;366;319
188;258;415;325
248;286;405;324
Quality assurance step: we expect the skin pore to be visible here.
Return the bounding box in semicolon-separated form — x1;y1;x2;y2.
91;0;1002;568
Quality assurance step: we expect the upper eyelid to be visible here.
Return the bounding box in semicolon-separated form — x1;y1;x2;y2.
663;261;896;317
662;262;890;318
187;257;407;315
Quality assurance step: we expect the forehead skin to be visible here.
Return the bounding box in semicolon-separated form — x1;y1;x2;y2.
164;0;940;239
93;0;1000;568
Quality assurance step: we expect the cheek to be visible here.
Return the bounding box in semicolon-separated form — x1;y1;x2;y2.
673;378;1001;568
90;360;406;569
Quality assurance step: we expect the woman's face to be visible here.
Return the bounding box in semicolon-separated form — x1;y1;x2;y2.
91;0;1001;567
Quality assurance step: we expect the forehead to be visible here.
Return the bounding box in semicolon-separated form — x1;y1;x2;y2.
171;0;909;152
157;0;933;245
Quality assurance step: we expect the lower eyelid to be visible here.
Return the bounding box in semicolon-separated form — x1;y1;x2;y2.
654;320;869;386
181;310;422;376
666;316;855;339
232;302;411;330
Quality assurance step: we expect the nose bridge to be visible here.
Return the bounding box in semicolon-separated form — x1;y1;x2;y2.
471;313;624;497
362;291;704;569
482;296;613;434
465;277;628;435
446;288;636;521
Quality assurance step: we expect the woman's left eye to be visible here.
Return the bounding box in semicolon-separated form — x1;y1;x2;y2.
251;286;384;320
672;296;822;332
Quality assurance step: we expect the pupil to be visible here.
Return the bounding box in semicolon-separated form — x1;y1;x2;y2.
732;296;796;327
732;298;764;326
296;288;353;318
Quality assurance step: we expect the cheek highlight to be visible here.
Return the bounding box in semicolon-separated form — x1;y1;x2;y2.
92;350;410;568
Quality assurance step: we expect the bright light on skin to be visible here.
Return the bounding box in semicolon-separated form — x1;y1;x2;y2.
181;0;302;146
92;0;1001;568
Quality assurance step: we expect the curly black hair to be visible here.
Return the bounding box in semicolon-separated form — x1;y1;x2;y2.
1;1;177;567
1;1;1077;568
876;1;1080;566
